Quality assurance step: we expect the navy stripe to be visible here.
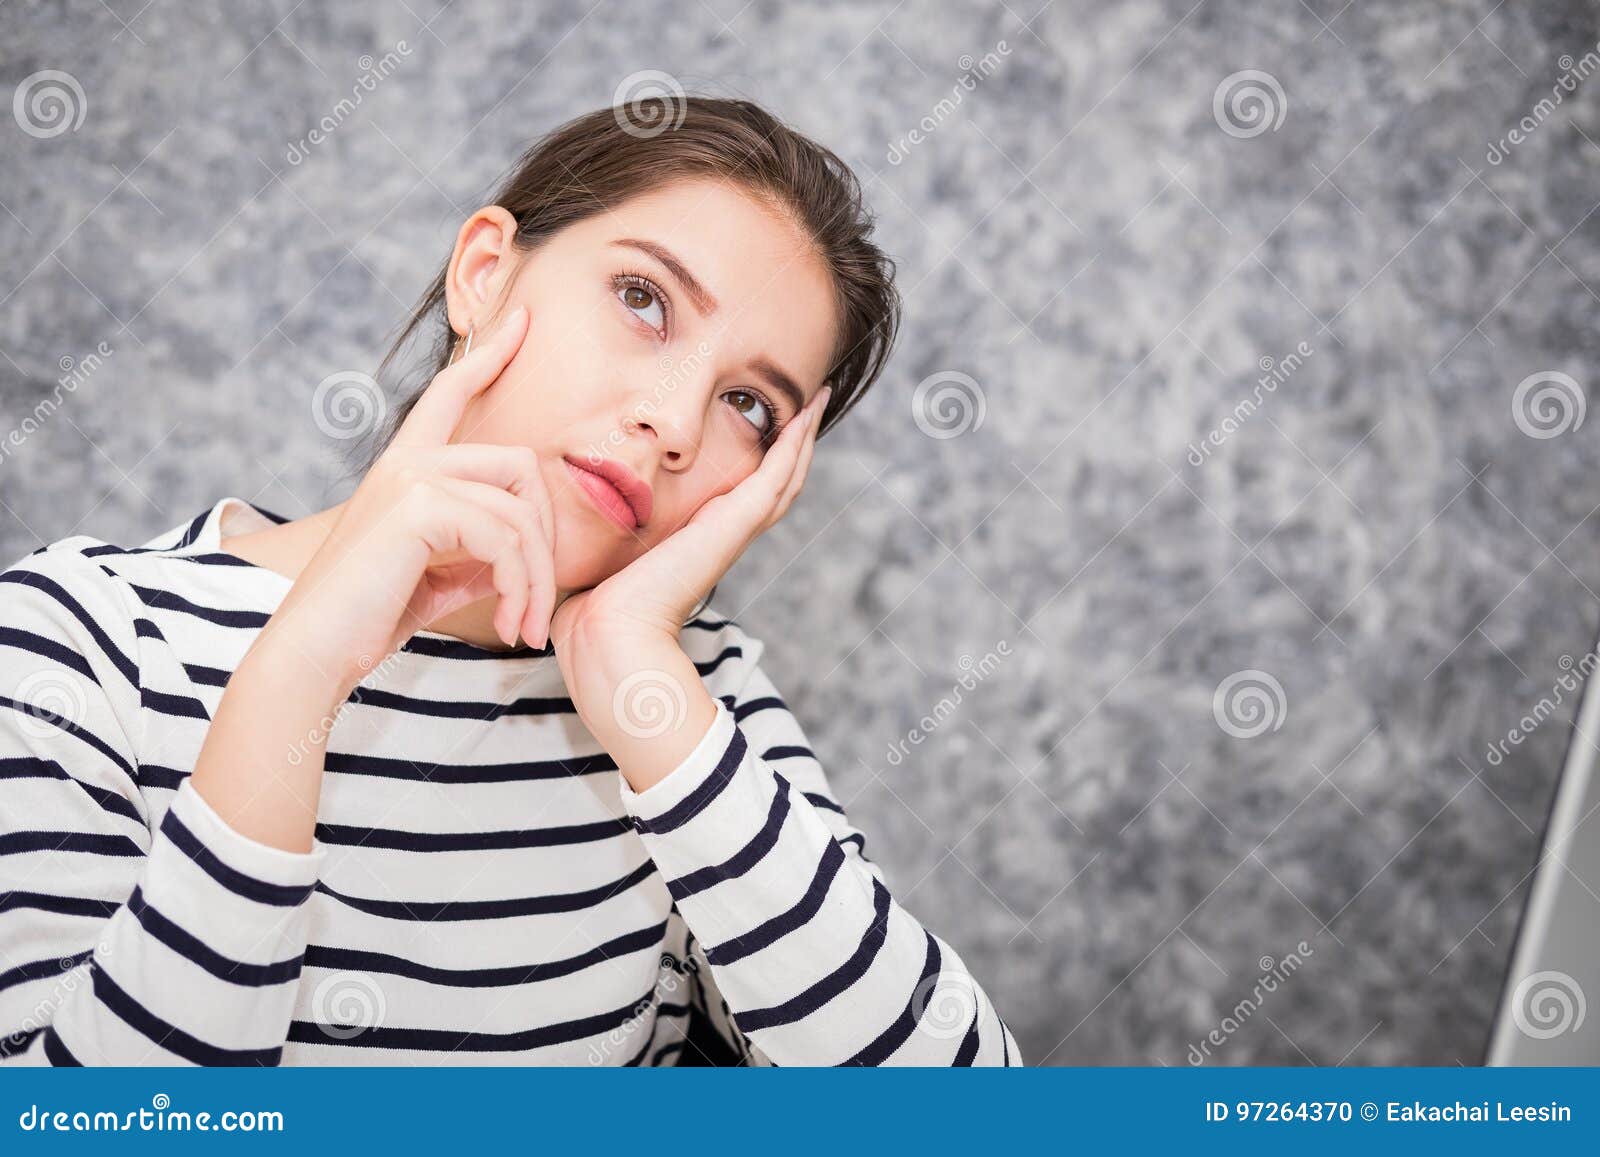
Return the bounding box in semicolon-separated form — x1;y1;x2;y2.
666;770;792;901
707;838;847;966
680;617;737;634
843;931;941;1065
313;815;631;852
302;919;669;987
0;1025;44;1058
338;686;574;720
287;987;656;1052
732;878;894;1032
126;885;304;987
801;790;844;814
764;744;815;762
621;1028;655;1065
313;857;656;922
0;625;98;681
322;748;616;784
0;756;145;825
398;633;553;661
733;695;786;723
0;569;140;687
0;949;94;995
133;616;166;641
127;583;269;629
90;962;281;1066
141;686;210;720
158;806;315;907
0;830;143;857
172;509;213;548
0;890;119;919
694;645;743;678
137;763;185;791
42;1025;81;1065
650;1038;686;1065
0;696;137;781
634;725;747;835
953;1001;982;1065
180;662;229;688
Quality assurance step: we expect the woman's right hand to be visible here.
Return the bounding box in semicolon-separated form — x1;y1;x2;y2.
266;304;557;699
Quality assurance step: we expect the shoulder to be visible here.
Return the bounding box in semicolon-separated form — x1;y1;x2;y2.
0;532;150;757
0;501;225;680
0;531;143;639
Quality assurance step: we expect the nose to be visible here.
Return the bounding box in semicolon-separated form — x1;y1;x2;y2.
624;376;708;471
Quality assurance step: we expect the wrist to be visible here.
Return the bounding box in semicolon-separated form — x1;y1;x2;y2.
561;630;719;794
247;614;369;709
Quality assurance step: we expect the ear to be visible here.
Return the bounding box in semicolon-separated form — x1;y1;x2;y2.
444;205;519;336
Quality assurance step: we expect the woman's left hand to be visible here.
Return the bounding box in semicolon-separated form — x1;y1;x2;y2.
550;383;831;657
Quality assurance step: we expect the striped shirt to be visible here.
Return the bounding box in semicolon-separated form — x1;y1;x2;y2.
0;496;1020;1066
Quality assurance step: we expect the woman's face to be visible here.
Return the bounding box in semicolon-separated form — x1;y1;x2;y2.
443;177;839;595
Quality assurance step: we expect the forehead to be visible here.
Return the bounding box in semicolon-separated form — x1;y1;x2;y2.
576;177;840;392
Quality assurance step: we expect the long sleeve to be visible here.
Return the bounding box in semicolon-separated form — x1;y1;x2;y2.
0;545;325;1065
618;630;1022;1066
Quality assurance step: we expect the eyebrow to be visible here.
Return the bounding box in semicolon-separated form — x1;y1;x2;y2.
609;237;808;415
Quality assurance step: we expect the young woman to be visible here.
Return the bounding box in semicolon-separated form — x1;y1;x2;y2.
0;97;1019;1066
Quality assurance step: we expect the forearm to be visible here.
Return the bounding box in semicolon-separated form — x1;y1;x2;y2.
617;694;1022;1065
187;621;351;855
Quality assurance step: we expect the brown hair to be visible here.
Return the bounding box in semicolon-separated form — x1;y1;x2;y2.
350;94;901;476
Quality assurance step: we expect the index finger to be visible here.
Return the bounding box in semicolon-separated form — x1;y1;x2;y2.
391;305;529;447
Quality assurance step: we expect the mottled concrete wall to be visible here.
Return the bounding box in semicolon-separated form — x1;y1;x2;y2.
2;0;1597;1064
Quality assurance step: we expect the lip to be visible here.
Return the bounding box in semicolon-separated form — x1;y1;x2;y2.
562;455;653;530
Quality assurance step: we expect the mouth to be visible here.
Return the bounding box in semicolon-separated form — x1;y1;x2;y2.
562;456;652;531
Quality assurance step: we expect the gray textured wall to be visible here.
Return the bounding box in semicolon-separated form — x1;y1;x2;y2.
3;0;1598;1066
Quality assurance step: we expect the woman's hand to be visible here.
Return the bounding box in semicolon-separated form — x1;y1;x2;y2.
267;305;557;701
549;381;829;792
550;382;831;658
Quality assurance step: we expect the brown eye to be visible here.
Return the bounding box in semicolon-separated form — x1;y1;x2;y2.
615;275;667;332
726;389;776;438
